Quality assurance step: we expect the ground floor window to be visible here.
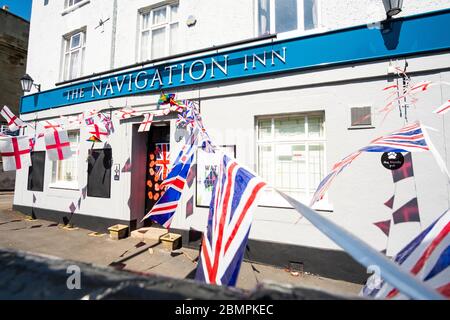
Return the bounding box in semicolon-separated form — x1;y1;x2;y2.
50;130;79;189
256;113;326;206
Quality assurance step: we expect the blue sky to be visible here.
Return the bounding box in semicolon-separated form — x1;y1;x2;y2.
0;0;32;21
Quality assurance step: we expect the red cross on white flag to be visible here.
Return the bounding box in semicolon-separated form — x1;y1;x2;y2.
138;113;154;132
41;120;62;132
0;136;32;171
433;100;450;115
88;123;109;140
1;106;26;132
45;130;72;161
114;107;137;119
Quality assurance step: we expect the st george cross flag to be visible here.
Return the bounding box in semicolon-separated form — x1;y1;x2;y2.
41;120;62;133
361;209;450;299
88;122;109;140
0;136;32;171
114;107;137;119
45;129;72;161
138;113;154;132
433;100;450;115
195;155;266;286
1;106;26;132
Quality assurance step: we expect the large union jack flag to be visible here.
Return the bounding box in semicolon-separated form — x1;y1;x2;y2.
360;122;429;153
141;133;198;228
361;209;450;299
195;154;266;286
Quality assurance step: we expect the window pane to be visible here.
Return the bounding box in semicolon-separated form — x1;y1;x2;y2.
141;30;150;60
275;144;307;196
170;5;179;22
258;119;272;140
169;23;179;55
152;7;167;25
308;115;324;138
151;27;166;59
52;131;79;185
258;145;273;184
142;13;150;30
258;0;270;35
304;0;318;30
63;53;70;80
275;0;298;33
71;33;81;49
69;50;80;79
309;143;324;193
275;116;305;139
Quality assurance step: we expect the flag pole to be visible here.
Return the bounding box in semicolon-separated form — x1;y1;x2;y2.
276;190;445;300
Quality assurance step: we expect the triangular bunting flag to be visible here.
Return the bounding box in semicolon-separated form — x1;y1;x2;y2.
374;220;391;236
392;153;414;183
87;135;102;143
392;198;420;224
384;195;395;209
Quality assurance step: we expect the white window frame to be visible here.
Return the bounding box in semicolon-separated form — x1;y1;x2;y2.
139;2;179;61
255;0;323;38
61;30;86;81
62;0;90;15
49;130;80;190
256;113;332;210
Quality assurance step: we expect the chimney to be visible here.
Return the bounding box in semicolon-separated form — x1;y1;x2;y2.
2;5;9;11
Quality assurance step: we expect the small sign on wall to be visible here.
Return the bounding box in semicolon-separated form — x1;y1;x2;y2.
114;164;120;181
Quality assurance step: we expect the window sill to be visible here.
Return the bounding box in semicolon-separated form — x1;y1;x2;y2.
347;125;376;130
61;0;90;16
275;27;329;40
48;183;80;191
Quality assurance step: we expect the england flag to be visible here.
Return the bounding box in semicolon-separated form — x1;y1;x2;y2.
0;136;32;171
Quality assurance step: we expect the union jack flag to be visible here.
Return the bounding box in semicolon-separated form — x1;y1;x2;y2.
361;209;450;299
155;143;170;181
195;155;266;286
310;151;362;206
141;137;196;228
360;122;429;153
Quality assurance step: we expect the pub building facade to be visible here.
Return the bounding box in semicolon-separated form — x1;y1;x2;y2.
14;0;450;282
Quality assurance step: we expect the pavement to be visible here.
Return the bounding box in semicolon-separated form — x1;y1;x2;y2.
0;192;362;298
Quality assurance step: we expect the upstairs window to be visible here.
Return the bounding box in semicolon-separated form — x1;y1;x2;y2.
62;31;86;81
139;3;179;61
65;0;83;9
258;0;319;36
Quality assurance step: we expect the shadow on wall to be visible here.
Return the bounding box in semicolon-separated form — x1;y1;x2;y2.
381;20;403;50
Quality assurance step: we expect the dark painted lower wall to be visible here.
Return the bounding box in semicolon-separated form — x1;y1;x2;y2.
13;205;366;284
0;170;15;191
171;227;367;284
13;205;137;234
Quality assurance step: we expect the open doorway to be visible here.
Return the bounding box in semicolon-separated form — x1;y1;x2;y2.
143;123;170;226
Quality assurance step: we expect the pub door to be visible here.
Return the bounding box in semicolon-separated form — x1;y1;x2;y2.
143;123;171;226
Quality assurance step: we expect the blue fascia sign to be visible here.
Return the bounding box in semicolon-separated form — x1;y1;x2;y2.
20;9;450;114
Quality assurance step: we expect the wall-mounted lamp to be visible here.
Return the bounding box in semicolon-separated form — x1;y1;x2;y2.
381;0;403;33
20;74;41;93
382;0;403;19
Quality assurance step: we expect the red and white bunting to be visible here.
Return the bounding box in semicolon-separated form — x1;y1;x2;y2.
0;136;32;171
41;120;62;132
433;99;450;115
45;130;72;161
1;106;26;132
138;113;154;132
114;107;137;119
88;123;109;140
